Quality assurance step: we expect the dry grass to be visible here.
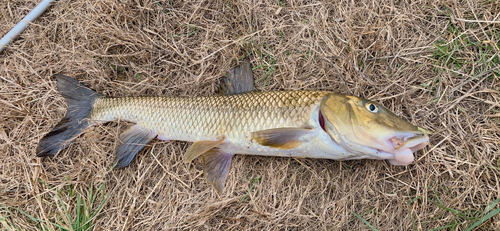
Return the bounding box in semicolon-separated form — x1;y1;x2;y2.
1;0;500;230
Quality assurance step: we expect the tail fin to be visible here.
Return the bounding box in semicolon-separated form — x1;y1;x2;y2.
36;74;100;157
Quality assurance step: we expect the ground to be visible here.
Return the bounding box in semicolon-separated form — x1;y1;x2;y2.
1;0;499;230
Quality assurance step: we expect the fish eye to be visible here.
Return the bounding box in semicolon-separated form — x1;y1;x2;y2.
365;103;379;113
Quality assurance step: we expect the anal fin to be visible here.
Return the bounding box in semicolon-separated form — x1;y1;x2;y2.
202;149;233;194
115;124;156;168
251;128;312;149
184;139;225;163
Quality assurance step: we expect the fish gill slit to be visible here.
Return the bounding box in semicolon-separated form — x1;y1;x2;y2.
318;110;326;132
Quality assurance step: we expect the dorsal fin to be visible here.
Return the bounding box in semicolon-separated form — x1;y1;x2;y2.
218;57;256;95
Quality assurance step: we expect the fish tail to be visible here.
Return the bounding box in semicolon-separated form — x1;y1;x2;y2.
36;74;100;157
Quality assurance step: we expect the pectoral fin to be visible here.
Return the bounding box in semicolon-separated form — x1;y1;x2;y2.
202;149;233;194
115;124;157;168
184;139;225;163
251;128;312;149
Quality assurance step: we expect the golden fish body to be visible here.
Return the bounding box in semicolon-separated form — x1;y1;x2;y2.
37;75;429;193
89;91;369;160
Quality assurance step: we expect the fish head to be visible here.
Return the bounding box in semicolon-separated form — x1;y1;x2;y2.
319;93;429;165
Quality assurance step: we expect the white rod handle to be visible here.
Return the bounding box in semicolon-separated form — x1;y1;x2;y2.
0;0;56;52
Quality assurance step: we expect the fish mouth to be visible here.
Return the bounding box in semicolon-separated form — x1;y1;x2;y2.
384;133;429;166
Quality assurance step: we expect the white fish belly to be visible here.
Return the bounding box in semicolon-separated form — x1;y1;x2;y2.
218;129;359;160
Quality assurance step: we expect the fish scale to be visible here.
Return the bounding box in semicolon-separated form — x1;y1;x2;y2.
89;91;330;143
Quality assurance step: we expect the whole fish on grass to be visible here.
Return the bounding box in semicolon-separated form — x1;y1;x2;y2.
37;70;429;193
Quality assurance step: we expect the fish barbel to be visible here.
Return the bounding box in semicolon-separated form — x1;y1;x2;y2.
37;75;429;193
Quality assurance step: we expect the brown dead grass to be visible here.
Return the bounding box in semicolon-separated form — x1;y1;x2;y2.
1;0;500;230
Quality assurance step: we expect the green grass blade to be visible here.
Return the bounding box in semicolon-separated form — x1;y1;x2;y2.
428;223;457;231
351;211;379;231
480;198;500;216
75;194;83;229
239;176;262;204
465;199;500;231
11;206;42;223
0;210;21;231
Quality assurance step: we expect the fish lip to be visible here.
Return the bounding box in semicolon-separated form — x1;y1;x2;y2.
369;132;428;154
388;133;429;152
382;133;429;165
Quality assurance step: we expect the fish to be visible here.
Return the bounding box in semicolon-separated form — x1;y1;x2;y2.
36;65;429;193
